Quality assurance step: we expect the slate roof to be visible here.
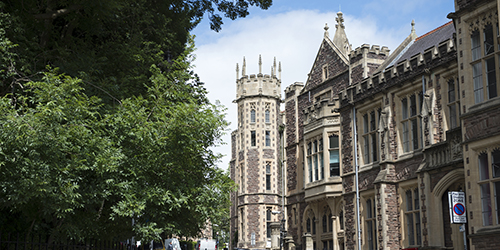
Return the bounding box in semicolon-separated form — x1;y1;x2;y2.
395;21;455;65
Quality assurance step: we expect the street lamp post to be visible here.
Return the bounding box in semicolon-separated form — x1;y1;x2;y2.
279;124;286;250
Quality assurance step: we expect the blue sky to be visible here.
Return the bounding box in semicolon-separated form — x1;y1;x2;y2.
191;0;455;170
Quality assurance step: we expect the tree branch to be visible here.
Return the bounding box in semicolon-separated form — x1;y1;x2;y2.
34;5;83;20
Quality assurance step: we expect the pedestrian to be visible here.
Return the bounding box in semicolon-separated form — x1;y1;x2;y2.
167;241;174;250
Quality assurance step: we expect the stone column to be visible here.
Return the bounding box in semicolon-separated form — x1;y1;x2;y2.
303;233;313;250
284;236;295;250
270;222;281;250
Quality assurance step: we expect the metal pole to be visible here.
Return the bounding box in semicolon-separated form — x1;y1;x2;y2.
280;125;286;250
353;106;362;250
462;224;467;250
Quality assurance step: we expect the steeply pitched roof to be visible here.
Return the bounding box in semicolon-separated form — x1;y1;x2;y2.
374;21;417;73
395;21;455;64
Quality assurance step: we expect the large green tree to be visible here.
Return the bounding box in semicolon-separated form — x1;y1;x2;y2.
0;0;271;244
0;0;271;100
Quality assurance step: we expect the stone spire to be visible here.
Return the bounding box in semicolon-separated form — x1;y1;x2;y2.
324;23;330;39
410;20;417;39
273;57;277;76
278;61;282;80
242;57;246;76
259;54;262;74
332;11;350;57
236;63;239;79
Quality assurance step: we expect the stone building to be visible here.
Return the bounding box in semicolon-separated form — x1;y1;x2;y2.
230;0;500;249
229;56;284;250
339;20;461;250
447;0;500;249
282;12;390;250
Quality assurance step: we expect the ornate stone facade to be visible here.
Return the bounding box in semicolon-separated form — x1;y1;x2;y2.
230;56;283;250
231;1;500;249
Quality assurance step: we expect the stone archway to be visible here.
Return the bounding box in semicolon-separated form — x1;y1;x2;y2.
433;169;466;250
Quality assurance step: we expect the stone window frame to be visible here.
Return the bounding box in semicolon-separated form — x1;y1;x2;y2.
306;136;324;183
468;13;499;104
312;216;317;235
240;207;245;242
265;162;272;191
321;206;331;234
265;102;271;123
266;207;272;239
305;209;315;234
365;197;377;250
322;64;329;81
477;147;500;226
250;102;256;123
399;92;424;153
361;108;380;165
446;77;461;130
403;187;422;247
338;209;344;231
328;132;340;177
265;130;271;147
321;240;333;250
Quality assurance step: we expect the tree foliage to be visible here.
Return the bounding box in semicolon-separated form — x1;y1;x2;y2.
0;0;271;100
0;0;267;243
0;43;232;243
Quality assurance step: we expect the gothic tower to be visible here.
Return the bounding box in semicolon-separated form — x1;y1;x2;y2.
230;56;283;250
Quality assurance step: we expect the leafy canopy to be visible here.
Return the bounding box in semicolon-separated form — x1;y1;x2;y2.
0;0;270;243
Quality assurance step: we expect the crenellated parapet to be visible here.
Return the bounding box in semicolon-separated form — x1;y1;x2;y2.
349;44;390;60
340;35;456;106
349;44;390;85
235;55;282;102
284;82;304;100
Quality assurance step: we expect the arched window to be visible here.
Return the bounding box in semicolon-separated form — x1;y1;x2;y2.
328;212;333;232
306;218;311;233
322;214;327;233
265;109;270;123
266;163;271;190
312;217;316;235
250;109;256;123
339;210;344;230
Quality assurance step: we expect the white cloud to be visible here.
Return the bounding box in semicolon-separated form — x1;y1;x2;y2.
192;9;433;170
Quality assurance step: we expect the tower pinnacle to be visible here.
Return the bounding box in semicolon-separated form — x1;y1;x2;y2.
278;61;282;80
332;11;350;57
411;20;416;35
259;54;262;74
242;57;246;76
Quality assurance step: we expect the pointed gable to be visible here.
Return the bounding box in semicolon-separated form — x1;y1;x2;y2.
302;12;351;93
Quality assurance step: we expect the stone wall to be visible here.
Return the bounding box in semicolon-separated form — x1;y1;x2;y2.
302;40;349;93
285;99;297;147
463;101;500;142
247;148;260;193
382;183;400;250
470;233;500;250
343;194;355;250
286;146;297;191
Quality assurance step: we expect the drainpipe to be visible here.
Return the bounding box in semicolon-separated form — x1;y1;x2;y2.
352;106;362;249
